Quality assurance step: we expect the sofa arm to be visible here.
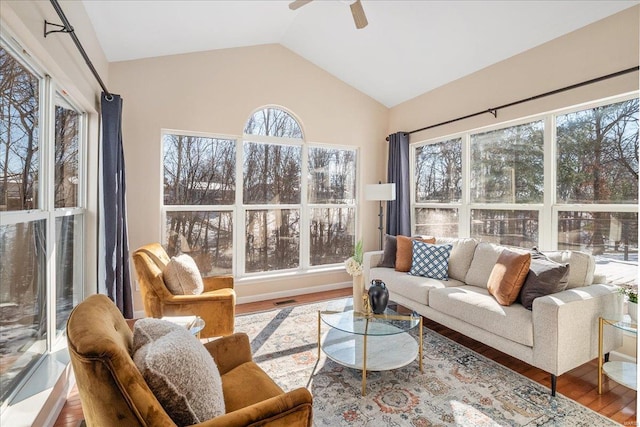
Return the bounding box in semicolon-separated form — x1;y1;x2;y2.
363;251;383;286
532;284;623;376
198;387;313;427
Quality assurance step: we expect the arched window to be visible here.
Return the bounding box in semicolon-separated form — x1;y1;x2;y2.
244;107;303;138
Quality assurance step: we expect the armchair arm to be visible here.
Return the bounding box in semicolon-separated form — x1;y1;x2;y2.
197;388;313;427
163;288;235;304
532;284;623;376
203;275;234;292
204;333;253;375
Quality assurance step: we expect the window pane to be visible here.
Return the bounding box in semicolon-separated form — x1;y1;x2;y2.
471;121;544;203
54;101;79;208
556;99;639;204
163;134;236;205
471;209;538;247
245;209;300;272
415;138;462;203
308;147;356;204
0;220;47;402
55;214;82;336
414;208;459;237
310;207;355;266
244;107;302;138
558;211;638;261
0;47;40;211
243;142;301;204
165;211;233;276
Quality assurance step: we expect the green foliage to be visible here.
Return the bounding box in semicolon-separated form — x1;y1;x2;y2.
353;240;363;265
619;285;638;304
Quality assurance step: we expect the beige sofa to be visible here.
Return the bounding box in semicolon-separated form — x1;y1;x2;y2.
363;237;623;396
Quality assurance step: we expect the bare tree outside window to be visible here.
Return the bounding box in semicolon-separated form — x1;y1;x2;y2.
244;107;303;139
557;99;639;257
1;47;39;211
54;102;79;208
471;209;539;247
308;147;357;265
163;134;236;275
245;209;300;272
415;138;462;203
243;142;301;205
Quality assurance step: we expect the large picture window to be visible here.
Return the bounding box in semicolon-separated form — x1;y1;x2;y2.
0;42;86;408
162;107;358;277
412;94;638;263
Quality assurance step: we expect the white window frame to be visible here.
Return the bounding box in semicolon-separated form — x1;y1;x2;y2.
410;92;639;252
0;35;87;410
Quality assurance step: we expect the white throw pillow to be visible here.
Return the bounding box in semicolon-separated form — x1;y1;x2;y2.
133;319;225;425
163;254;204;295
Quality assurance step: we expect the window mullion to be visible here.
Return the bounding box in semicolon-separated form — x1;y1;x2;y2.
236;138;244;277
301;145;309;270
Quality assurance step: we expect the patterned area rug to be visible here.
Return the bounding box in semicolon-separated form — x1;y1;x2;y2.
235;298;618;426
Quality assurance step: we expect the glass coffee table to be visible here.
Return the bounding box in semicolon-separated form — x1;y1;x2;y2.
317;300;423;396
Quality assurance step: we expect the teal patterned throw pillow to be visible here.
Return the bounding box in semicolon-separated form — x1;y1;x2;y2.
409;241;453;280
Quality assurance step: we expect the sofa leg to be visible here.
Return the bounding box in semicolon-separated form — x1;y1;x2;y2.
550;374;557;396
604;352;610;363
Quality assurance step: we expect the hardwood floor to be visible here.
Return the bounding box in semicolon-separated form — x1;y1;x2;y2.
54;288;636;426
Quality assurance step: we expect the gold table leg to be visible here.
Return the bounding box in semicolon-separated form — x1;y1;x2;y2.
598;317;604;394
317;311;321;361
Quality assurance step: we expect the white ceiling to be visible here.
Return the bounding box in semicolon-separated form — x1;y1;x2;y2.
82;0;637;107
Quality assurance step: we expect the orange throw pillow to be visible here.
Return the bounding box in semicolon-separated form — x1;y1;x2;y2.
395;236;436;272
487;249;532;306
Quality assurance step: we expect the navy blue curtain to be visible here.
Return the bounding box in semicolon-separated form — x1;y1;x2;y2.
101;93;133;318
386;132;411;236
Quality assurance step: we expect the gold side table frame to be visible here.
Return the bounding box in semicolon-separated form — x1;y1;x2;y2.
317;309;423;396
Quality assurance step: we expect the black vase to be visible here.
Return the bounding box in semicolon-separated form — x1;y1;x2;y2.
368;279;389;314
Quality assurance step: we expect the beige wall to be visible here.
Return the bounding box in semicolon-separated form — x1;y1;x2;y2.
108;44;389;309
1;0;105;302
389;6;639;141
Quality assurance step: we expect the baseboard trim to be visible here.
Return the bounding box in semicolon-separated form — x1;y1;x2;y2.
236;282;351;305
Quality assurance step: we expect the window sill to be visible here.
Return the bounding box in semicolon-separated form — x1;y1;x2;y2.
2;343;71;427
236;265;346;285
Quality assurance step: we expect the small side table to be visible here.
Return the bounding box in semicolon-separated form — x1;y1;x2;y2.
161;315;206;338
598;317;637;394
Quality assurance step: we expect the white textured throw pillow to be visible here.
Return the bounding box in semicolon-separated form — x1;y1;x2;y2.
133;319;225;425
164;254;204;295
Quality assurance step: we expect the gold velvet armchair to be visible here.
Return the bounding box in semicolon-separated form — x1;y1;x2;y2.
67;294;313;427
132;243;235;338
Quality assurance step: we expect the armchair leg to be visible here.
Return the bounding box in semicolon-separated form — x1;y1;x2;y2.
550;374;557;396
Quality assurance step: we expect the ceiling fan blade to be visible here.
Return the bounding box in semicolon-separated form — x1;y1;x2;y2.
350;0;368;29
289;0;313;10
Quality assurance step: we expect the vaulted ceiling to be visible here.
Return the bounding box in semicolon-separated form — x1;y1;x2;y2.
82;1;638;107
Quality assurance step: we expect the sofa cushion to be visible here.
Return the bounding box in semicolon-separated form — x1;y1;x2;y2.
429;286;534;347
369;267;463;306
395;236;435;272
465;242;504;287
519;256;570;310
543;250;595;288
164;254;204;295
377;234;397;268
435;237;478;282
221;361;284;412
133;319;225;425
409;242;453;280
487;249;532;306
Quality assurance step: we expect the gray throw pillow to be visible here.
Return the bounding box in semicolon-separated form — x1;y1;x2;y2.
519;255;570;310
163;254;204;295
377;234;397;268
133;319;225;425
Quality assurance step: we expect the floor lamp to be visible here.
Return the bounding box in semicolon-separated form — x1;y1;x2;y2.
365;182;396;249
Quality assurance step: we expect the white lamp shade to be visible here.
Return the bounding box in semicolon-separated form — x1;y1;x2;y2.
364;183;396;201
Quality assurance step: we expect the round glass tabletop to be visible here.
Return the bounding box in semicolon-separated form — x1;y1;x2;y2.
320;303;420;336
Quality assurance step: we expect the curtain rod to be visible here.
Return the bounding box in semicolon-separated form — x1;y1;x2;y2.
388;66;639;140
44;0;113;100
